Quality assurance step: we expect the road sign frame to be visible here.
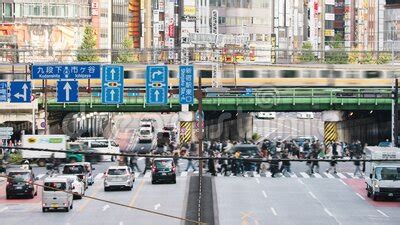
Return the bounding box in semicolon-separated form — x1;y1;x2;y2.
56;80;79;103
32;64;101;79
101;65;124;104
9;81;32;103
146;65;168;105
179;65;194;104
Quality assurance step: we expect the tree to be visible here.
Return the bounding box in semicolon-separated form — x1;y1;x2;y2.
325;34;348;64
76;25;99;62
300;41;315;62
116;36;135;63
359;52;375;64
376;53;392;64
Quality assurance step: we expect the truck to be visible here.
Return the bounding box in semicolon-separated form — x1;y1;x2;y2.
364;146;400;201
21;135;84;166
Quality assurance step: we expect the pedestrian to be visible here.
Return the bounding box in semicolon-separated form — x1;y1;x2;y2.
208;151;217;176
232;151;243;176
269;155;279;177
354;155;364;176
185;150;196;172
311;149;320;174
326;155;337;174
280;150;291;176
129;155;141;173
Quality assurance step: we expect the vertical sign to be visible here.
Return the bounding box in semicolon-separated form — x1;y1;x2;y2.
179;65;194;104
146;66;168;104
0;81;8;102
102;65;124;104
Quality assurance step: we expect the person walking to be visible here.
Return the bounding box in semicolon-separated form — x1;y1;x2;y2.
354;155;364;177
311;149;320;174
280;150;291;176
269;154;280;178
129;155;141;173
326;155;338;174
185;150;196;172
208;151;217;176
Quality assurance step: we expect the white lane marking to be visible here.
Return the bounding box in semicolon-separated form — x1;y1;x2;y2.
308;191;317;200
337;173;347;179
95;173;104;180
347;172;356;179
254;173;261;178
119;221;124;225
144;171;151;178
36;174;46;180
180;171;188;177
0;207;8;213
265;171;272;177
270;207;277;216
300;172;310;178
255;178;260;184
154;203;161;210
356;193;366;200
262;190;267;198
297;178;305;185
313;173;323;178
102;204;110;211
377;210;389;218
324;172;335;179
289;172;298;178
339;179;348;186
193;171;199;174
324;208;334;217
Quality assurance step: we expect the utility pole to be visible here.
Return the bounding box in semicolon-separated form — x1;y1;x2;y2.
392;78;399;147
197;74;203;177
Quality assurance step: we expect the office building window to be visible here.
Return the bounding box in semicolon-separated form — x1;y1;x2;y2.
3;3;12;17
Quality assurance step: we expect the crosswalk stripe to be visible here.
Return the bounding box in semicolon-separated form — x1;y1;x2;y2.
254;173;261;178
346;172;356;179
180;171;188;177
289;172;298;178
336;173;347;179
144;171;151;178
313;173;323;178
324;172;335;179
300;172;310;178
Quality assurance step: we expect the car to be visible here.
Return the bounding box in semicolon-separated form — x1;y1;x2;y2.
256;112;276;119
228;144;261;172
56;175;85;199
138;127;154;143
378;141;393;147
76;138;120;162
104;166;135;191
6;169;38;199
151;158;177;184
42;177;73;212
70;162;95;186
61;163;89;190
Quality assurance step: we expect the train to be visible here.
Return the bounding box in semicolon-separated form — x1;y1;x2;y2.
0;63;399;88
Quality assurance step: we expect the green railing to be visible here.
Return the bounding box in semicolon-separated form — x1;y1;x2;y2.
43;87;395;112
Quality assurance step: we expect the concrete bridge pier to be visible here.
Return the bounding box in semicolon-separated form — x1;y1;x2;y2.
205;111;253;141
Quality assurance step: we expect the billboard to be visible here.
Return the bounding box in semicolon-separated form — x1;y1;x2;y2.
184;0;196;16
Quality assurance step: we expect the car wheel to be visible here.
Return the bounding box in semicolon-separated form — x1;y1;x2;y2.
173;178;176;184
373;194;378;201
104;187;109;192
34;190;37;196
6;194;11;199
28;192;34;199
151;180;156;184
70;203;73;209
42;207;47;213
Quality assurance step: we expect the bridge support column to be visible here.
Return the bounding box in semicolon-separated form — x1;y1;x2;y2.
322;111;342;144
178;112;194;147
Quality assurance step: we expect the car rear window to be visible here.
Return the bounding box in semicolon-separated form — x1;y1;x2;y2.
155;160;173;169
140;130;151;135
108;169;127;175
44;182;67;191
8;172;30;183
63;165;85;174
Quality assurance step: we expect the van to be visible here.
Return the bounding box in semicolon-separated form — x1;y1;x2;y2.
61;163;89;189
76;138;120;162
365;146;400;201
42;177;73;212
139;127;154;143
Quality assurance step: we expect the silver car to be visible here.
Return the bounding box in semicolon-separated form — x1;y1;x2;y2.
104;166;135;191
42;177;73;212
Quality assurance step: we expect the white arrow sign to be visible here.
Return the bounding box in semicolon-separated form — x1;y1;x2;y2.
152;70;163;80
154;203;161;210
14;83;28;101
63;82;72;101
154;90;160;102
110;89;115;101
110;68;116;80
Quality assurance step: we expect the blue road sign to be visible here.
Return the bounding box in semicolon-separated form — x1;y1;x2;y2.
0;82;7;102
102;65;124;104
146;66;168;104
57;80;79;103
10;81;31;103
179;65;194;104
32;64;101;79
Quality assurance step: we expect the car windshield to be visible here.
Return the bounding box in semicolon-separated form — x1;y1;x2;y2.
140;130;151;135
108;169;127;175
155;160;173;169
8;172;30;183
91;141;109;148
378;141;392;147
44;182;67;191
375;167;400;180
229;146;259;155
63;165;85;174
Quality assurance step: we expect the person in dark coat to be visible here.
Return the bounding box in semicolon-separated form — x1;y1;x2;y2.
208;151;216;176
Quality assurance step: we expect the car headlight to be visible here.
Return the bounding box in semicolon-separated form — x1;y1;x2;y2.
373;181;379;189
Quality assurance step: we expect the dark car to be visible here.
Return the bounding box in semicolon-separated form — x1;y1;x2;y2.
151;158;176;184
228;144;261;171
6;169;37;199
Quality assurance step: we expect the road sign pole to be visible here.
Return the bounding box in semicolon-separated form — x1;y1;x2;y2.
392;78;399;147
44;79;48;134
197;74;203;177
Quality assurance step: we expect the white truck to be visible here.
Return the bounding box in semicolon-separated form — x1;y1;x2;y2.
365;146;400;201
21;135;68;166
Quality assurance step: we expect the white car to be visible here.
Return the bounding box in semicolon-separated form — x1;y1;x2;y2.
56;175;85;199
139;127;154;142
104;166;135;191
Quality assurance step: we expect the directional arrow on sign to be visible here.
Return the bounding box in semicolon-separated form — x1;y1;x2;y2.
154;90;160;101
14;83;28;101
110;89;115;101
152;70;163;80
110;68;116;80
63;82;72;101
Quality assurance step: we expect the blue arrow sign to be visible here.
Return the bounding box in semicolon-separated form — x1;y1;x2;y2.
146;66;168;104
57;80;79;103
179;65;194;104
10;81;31;103
0;81;7;102
32;64;101;79
102;65;124;104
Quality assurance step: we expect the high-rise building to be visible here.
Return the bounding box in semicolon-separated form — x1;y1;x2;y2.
384;0;400;52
